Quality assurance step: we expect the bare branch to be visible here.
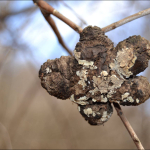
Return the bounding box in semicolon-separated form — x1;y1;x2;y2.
34;0;83;33
34;1;150;35
113;102;145;150
102;8;150;33
41;10;73;56
33;0;73;56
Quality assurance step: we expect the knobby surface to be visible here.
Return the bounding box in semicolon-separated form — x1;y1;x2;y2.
39;26;150;126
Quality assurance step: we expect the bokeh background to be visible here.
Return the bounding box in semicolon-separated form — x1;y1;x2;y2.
0;1;150;149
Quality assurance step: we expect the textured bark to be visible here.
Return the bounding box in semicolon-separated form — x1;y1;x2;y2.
39;26;150;125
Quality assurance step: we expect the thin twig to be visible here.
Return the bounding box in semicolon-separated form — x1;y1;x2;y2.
34;0;150;35
41;10;73;56
33;0;83;33
102;8;150;33
60;0;87;26
113;102;144;150
0;6;37;21
33;0;73;56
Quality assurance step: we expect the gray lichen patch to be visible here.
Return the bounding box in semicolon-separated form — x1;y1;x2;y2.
101;95;108;102
77;101;89;105
92;75;109;94
74;50;97;70
136;98;140;103
70;94;89;105
77;96;88;101
70;94;76;103
46;67;52;74
92;98;97;102
110;47;137;78
100;111;110;122
122;92;130;100
89;74;124;100
101;71;108;77
146;44;150;56
109;75;124;89
77;72;125;103
89;87;99;95
79;101;113;125
117;47;136;68
74;50;81;60
83;108;93;117
78;106;81;112
78;59;94;67
127;96;134;103
76;69;88;90
121;96;134;103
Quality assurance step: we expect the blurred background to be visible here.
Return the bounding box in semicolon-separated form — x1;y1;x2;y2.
0;1;150;149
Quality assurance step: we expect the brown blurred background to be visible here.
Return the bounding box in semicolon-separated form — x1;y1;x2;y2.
0;1;150;149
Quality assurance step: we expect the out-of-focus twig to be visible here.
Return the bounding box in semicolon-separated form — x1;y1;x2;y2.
33;0;83;34
0;6;37;21
60;0;87;26
0;48;11;72
113;102;144;150
102;8;150;33
41;10;73;56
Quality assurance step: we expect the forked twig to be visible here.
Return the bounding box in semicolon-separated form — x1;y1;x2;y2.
33;0;150;56
113;102;144;150
102;8;150;33
41;10;73;56
33;0;73;56
33;0;83;33
34;0;150;34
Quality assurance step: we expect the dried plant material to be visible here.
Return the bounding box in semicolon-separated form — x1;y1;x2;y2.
39;26;150;125
78;101;113;125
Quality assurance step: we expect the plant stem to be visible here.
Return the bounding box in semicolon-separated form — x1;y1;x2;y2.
33;0;83;33
113;102;144;150
102;8;150;33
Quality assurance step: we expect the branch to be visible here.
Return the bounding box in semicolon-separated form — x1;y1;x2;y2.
34;0;73;56
33;0;83;33
113;102;144;150
102;8;150;33
41;10;73;56
34;1;150;36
